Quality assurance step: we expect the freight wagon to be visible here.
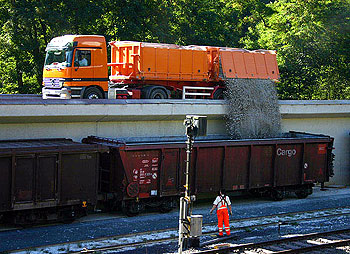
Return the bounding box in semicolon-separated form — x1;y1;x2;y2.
83;132;334;216
0;132;334;224
42;35;279;99
0;139;105;224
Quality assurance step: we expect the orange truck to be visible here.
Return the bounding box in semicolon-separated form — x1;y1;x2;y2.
42;35;279;99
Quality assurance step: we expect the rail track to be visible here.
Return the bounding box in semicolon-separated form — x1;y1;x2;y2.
198;228;350;253
8;206;350;253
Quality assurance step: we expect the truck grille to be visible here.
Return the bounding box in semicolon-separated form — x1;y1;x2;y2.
44;78;63;88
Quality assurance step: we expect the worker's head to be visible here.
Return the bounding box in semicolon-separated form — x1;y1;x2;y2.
219;189;226;196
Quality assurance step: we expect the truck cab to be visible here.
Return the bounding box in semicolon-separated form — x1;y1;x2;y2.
42;35;108;99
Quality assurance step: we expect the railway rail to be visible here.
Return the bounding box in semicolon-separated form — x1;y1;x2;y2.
8;206;350;253
198;228;350;253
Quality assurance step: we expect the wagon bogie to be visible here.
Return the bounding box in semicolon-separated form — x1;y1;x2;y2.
270;188;286;201
122;200;145;217
121;196;178;216
295;184;313;199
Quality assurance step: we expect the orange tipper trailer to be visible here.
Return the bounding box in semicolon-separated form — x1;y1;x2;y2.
42;35;279;99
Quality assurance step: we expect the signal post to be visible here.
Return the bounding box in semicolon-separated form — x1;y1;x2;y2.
178;115;207;253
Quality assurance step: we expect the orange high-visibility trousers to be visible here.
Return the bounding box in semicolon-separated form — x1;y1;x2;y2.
217;206;230;236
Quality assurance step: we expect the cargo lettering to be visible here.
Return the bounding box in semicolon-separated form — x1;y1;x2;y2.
277;148;296;157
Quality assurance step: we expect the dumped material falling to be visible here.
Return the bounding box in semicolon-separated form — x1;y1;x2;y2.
224;78;281;139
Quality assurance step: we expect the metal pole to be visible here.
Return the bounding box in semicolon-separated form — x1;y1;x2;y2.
185;135;194;199
178;134;194;254
178;197;185;254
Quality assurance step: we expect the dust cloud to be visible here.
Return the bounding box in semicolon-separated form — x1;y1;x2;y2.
224;78;281;139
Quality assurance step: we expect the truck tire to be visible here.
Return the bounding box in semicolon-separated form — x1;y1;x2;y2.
148;88;168;99
83;87;104;99
213;88;225;99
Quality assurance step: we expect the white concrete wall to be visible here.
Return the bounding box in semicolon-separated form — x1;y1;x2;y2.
0;120;226;141
0;99;349;185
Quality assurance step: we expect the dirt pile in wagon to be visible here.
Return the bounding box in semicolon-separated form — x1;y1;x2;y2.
224;78;281;139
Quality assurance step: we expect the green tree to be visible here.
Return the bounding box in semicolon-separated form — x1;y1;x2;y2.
97;0;172;43
0;0;103;94
165;0;239;46
242;0;350;99
0;0;349;99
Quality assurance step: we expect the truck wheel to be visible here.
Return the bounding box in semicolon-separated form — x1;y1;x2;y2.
149;88;168;99
83;87;104;99
213;88;225;99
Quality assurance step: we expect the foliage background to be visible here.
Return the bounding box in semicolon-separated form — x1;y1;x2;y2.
0;0;349;99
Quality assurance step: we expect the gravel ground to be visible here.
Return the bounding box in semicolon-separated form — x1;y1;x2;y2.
2;186;349;253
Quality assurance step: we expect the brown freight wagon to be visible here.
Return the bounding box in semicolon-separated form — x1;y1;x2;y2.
0;139;105;224
84;132;334;216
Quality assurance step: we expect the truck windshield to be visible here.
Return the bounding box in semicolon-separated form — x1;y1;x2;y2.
44;50;73;68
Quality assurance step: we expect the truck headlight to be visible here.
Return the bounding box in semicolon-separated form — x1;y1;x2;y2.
60;87;71;99
42;87;47;99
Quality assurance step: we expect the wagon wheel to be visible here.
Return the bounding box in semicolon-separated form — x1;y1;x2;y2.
295;190;308;199
159;198;176;213
270;189;285;201
123;201;144;217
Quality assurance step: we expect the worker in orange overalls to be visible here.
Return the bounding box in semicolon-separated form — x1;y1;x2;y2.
209;189;232;237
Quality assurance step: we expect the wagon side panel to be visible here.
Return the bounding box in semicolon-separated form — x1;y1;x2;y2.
60;152;98;205
275;144;303;186
160;148;180;197
304;143;329;183
250;145;274;188
0;156;12;211
37;155;57;201
195;147;224;194
14;156;35;204
119;149;161;199
223;146;249;191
